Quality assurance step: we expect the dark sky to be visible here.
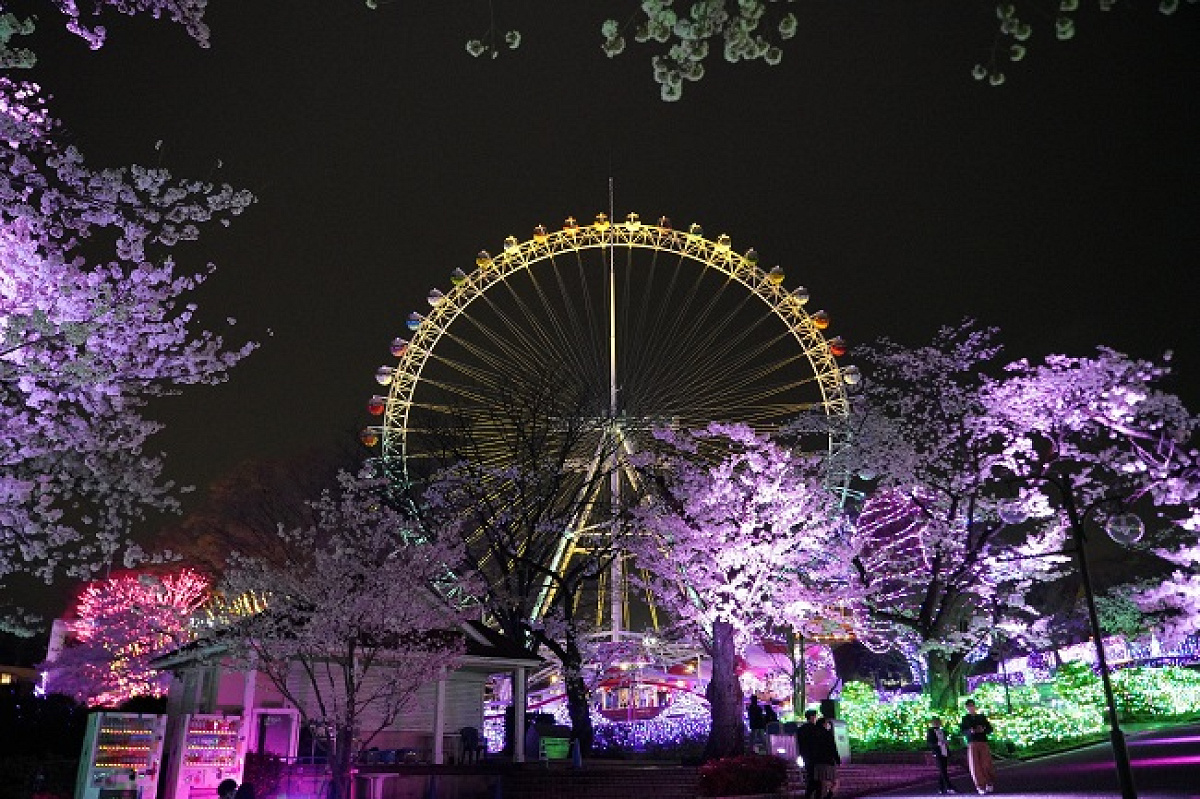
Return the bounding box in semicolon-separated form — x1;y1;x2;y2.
13;1;1200;618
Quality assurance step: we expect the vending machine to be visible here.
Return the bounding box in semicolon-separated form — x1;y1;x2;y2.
167;714;245;799
74;712;167;799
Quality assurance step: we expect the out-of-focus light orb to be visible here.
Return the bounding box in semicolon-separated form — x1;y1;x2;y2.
999;501;1029;526
1106;512;1145;546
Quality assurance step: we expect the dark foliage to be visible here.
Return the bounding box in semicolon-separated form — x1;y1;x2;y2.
697;753;789;797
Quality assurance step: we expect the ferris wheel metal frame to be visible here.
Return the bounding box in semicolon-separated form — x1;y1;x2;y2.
365;212;858;636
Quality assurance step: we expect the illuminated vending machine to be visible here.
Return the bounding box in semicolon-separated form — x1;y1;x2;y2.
169;714;244;799
74;712;167;799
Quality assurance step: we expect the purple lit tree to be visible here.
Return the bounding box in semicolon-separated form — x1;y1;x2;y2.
628;423;855;760
218;470;479;799
981;348;1199;647
841;322;1197;710
43;568;210;706
1;3;254;629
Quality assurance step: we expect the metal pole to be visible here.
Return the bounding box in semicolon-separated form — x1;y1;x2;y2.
1057;476;1137;799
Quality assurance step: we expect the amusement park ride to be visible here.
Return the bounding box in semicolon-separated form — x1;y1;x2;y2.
362;211;860;734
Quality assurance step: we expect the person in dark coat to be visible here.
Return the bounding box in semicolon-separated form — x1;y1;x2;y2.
216;780;237;799
809;716;841;799
747;695;767;754
795;709;821;799
926;717;958;794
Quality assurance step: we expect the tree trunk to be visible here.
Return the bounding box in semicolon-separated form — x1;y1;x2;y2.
561;636;595;752
703;620;745;762
329;725;355;799
925;651;963;712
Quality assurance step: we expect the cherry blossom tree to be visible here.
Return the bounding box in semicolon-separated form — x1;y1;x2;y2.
981;347;1199;648
840;322;1197;710
43;568;210;706
416;376;625;752
217;470;479;799
628;423;854;760
1;2;254;629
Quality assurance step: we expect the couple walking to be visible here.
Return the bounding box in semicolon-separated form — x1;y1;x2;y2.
928;699;997;796
796;709;840;799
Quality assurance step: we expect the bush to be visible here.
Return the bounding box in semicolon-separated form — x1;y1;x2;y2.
697;753;789;797
242;751;285;798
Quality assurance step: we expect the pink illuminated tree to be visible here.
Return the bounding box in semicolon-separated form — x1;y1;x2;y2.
218;470;480;799
628;423;856;760
981;347;1199;646
44;568;210;706
1;2;254;629
840;322;1197;710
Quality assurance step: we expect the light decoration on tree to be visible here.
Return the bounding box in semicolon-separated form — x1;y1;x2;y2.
51;569;210;706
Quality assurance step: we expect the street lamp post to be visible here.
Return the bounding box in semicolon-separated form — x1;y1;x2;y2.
1022;472;1139;799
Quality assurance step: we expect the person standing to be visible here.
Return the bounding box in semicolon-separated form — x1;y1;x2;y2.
809;716;841;799
795;709;821;799
959;699;996;795
926;717;958;794
747;695;767;754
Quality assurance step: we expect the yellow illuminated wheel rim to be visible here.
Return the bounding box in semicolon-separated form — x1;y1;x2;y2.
366;213;856;626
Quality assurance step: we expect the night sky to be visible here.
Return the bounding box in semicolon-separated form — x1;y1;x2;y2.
13;1;1200;620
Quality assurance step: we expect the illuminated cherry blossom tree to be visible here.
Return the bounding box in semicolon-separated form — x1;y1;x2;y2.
841;322;1197;710
628;423;855;760
44;568;210;706
981;347;1199;647
218;470;479;799
1;2;254;629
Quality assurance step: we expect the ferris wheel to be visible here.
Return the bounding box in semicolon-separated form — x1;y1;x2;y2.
362;213;857;635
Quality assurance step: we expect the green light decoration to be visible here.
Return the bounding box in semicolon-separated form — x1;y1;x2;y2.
838;665;1200;751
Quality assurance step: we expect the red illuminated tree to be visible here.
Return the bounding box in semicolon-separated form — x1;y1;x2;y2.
44;569;210;706
218;470;479;799
628;423;856;760
1;2;253;629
